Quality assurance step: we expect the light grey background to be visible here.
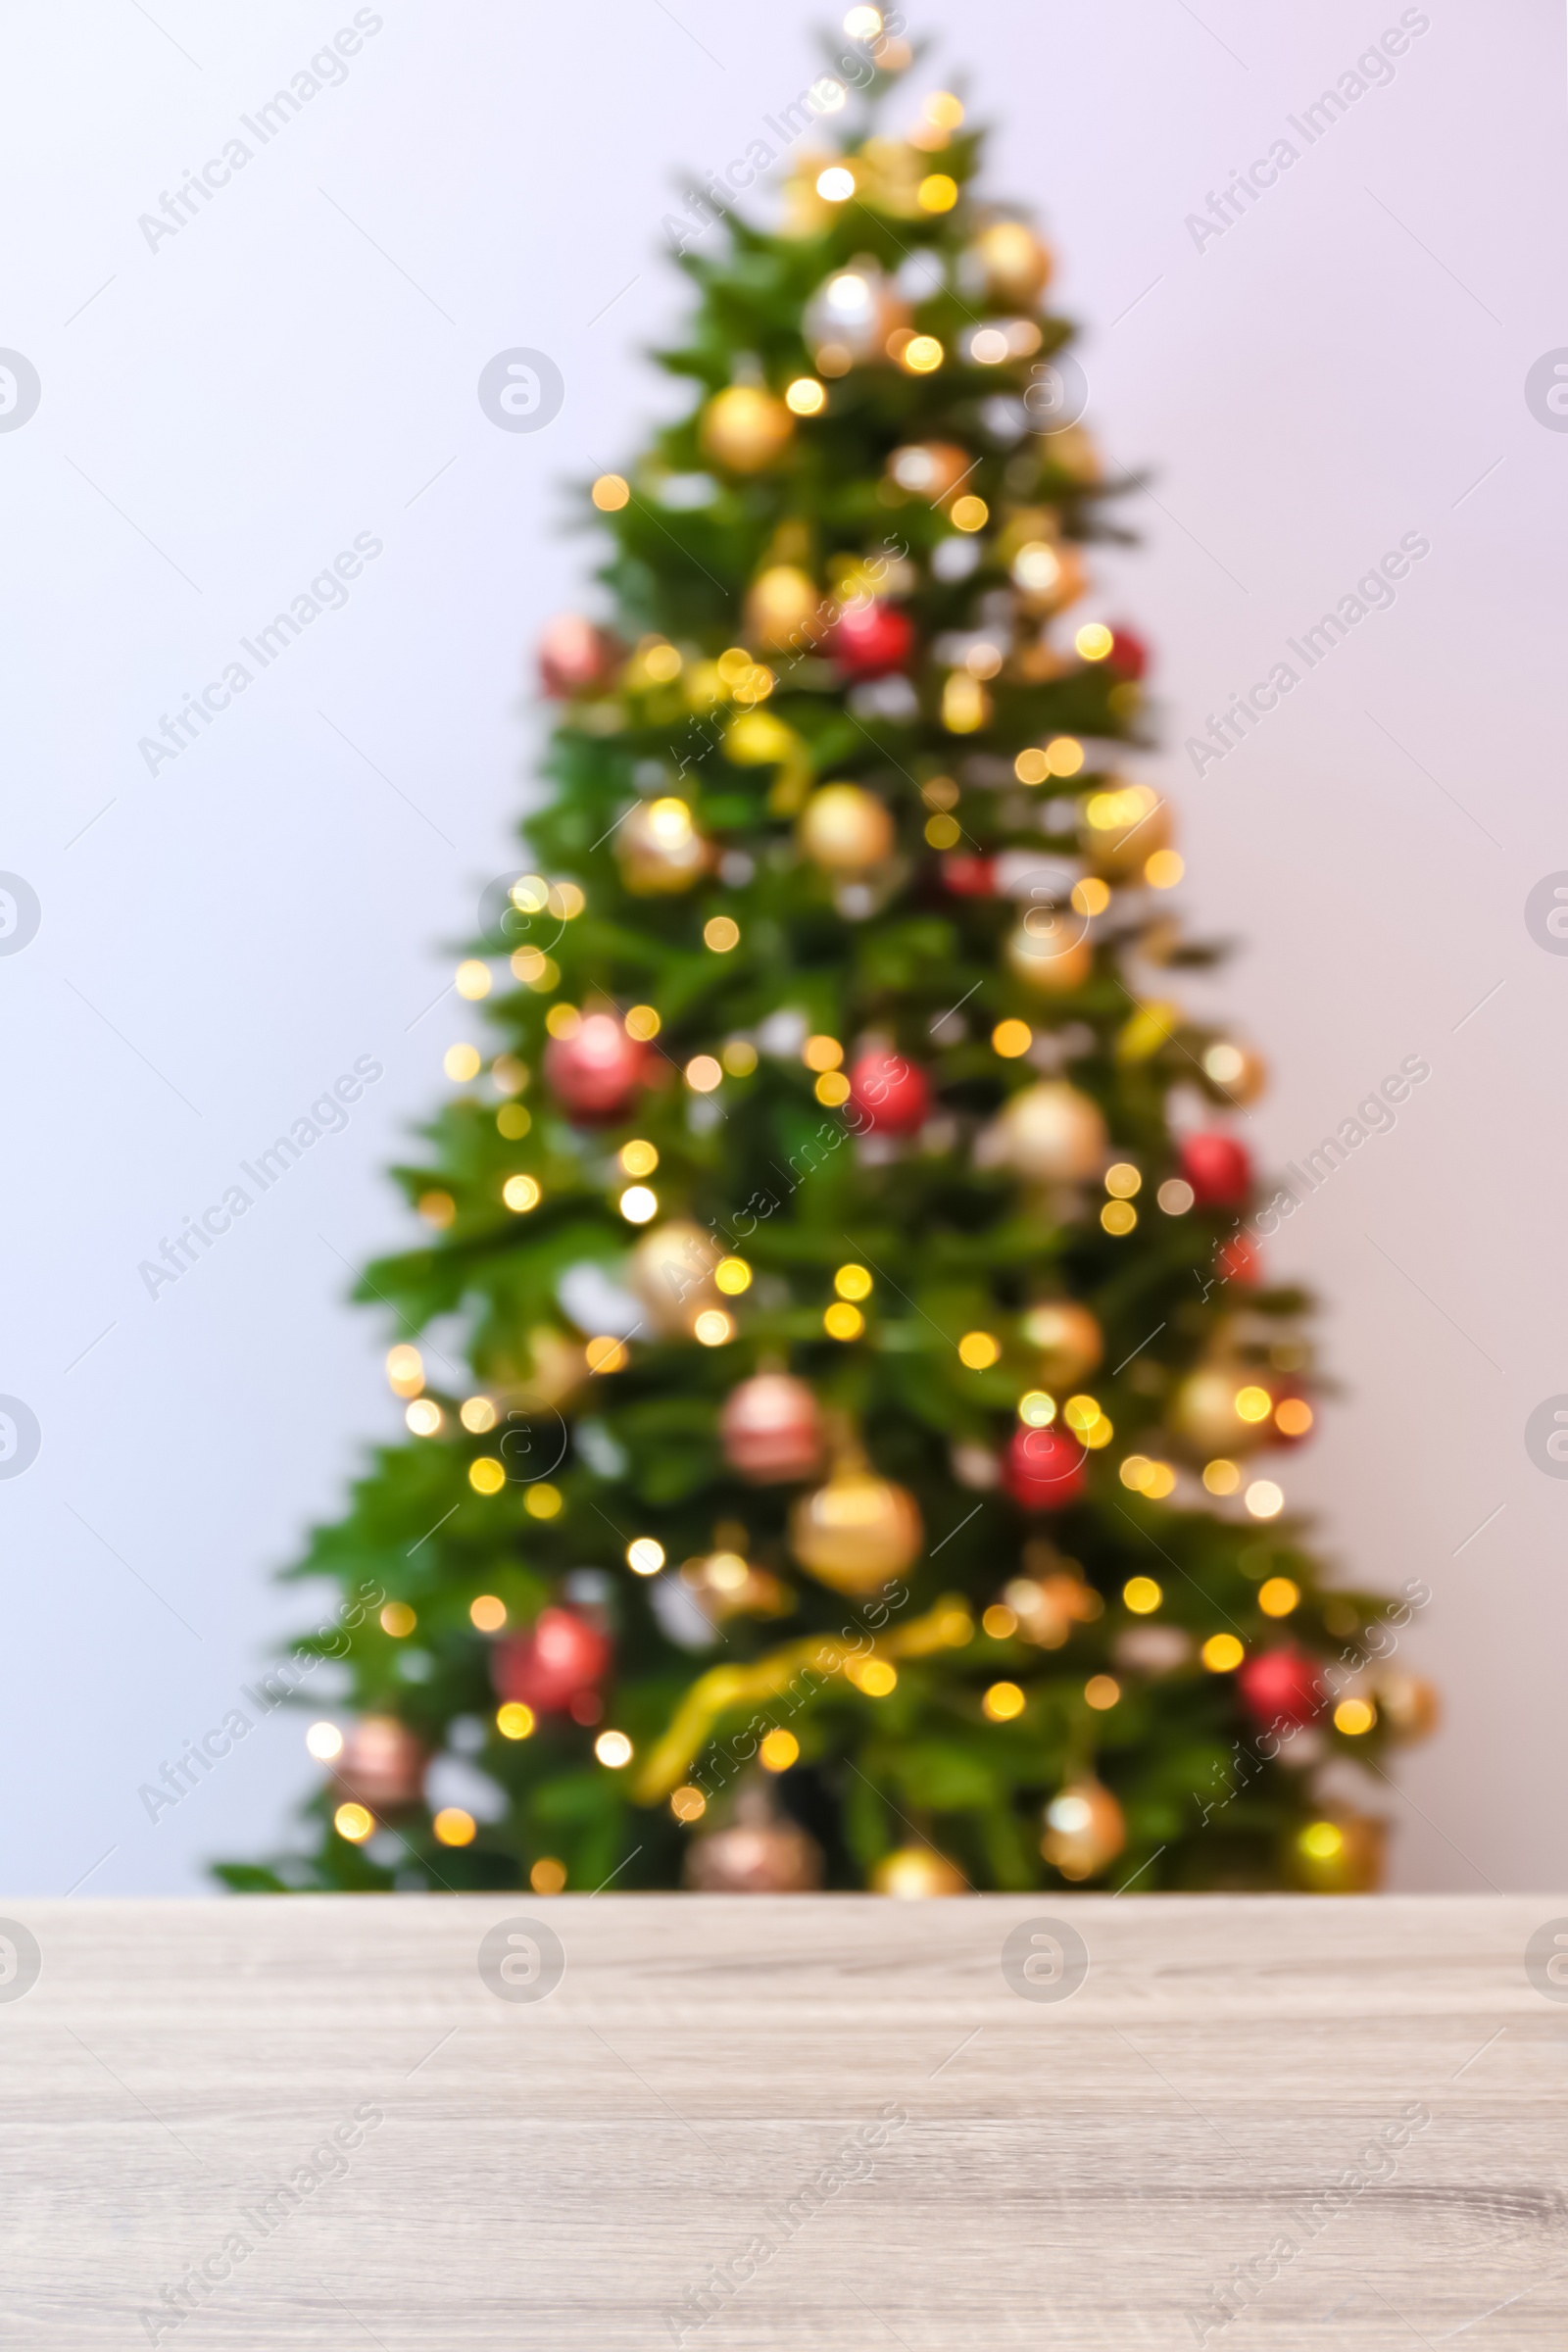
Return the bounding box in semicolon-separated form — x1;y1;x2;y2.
1;0;1559;1895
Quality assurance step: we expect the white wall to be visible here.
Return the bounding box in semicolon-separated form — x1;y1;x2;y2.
1;0;1560;1893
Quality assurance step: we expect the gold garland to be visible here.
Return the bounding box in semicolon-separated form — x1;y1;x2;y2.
631;1596;973;1801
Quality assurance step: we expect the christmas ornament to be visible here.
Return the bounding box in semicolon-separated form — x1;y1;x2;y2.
544;1012;646;1122
685;1783;822;1890
799;783;895;873
1292;1811;1386;1895
719;1372;824;1482
1105;625;1149;679
997;1081;1107;1183
629;1220;720;1337
1238;1647;1324;1733
1170;1368;1265;1456
1005;1568;1099;1647
333;1716;425;1812
492;1606;611;1716
971;219;1054;306
804;264;908;366
700;384;795;473
829;598;913;678
789;1465;922;1593
1041;1780;1125;1881
1373;1672;1440;1742
1079;783;1172;879
1004;1423;1087;1510
871;1845;968;1896
1005;910;1092;993
537;612;620;699
941;853;997;897
745;564;820;655
1021;1301;1102;1387
887;440;972;503
679;1550;792;1624
1180;1132;1251;1209
1202;1039;1267;1105
847;1050;930;1135
614;795;711;895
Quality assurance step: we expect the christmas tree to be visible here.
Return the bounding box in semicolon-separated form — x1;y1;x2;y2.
224;17;1436;1901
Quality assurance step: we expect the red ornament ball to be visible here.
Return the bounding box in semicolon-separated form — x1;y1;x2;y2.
1105;625;1149;680
1004;1423;1087;1511
940;854;997;898
1180;1133;1252;1209
1237;1647;1323;1733
537;612;620;699
848;1051;931;1137
829;600;913;678
719;1373;824;1483
544;1013;646;1123
492;1606;611;1716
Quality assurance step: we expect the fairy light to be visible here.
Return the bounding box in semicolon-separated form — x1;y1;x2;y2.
685;1054;723;1093
816;166;856;202
433;1808;476;1846
835;1264;873;1299
380;1601;416;1636
982;1681;1025;1722
693;1310;734;1347
503;1174;541;1213
1122;1576;1162;1614
786;376;826;415
592;474;630;511
460;1396;497;1433
595;1731;634;1768
469;1594;507;1632
824;1301;864;1341
705;916;741;953
760;1729;801;1770
992;1018;1032;1057
1084;1675;1120;1711
468;1458;505;1495
523;1483;564;1517
627;1538;665;1575
334;1802;372;1842
671;1786;707;1821
1200;1634;1245;1673
530;1858;567;1893
497;1701;535;1740
714;1256;753;1295
918;172;958;212
620;1139;659;1177
619;1185;659;1224
1258;1577;1299;1617
455;960;491;1000
406;1398;442;1437
386;1345;424;1397
305;1722;343;1762
444;1045;481;1082
958;1331;1000;1369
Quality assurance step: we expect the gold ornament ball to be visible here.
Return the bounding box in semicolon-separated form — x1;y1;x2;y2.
790;1468;923;1593
1006;909;1092;993
973;220;1054;306
700;384;795;474
615;795;711;895
685;1786;823;1890
628;1220;719;1337
1170;1368;1265;1457
1078;782;1173;880
1041;1779;1126;1881
799;783;895;874
744;564;820;654
1021;1301;1102;1388
333;1715;425;1812
1292;1811;1386;1894
1374;1673;1441;1743
871;1845;968;1897
998;1081;1107;1183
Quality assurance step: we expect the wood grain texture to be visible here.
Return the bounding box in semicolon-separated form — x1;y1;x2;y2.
0;1894;1564;2347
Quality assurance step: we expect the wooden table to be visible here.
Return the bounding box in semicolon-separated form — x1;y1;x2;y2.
3;1895;1564;2345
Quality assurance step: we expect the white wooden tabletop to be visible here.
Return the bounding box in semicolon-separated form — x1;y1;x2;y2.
2;1895;1565;2347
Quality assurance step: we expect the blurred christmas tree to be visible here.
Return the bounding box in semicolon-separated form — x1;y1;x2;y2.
223;15;1436;1901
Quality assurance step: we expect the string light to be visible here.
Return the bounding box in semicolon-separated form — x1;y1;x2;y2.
786;376;826;415
497;1104;530;1140
824;1301;864;1341
1018;1391;1056;1427
503;1174;542;1213
1246;1480;1285;1520
619;1185;659;1224
460;1396;497;1433
982;1604;1018;1639
993;1018;1032;1057
1200;1634;1244;1672
468;1458;505;1495
595;1731;634;1768
816;166;856;201
917;172;958;212
417;1190;455;1228
407;1398;442;1436
626;1004;661;1040
443;1045;481;1082
902;335;944;373
469;1594;507;1632
455;960;491;1000
958;1331;1000;1369
722;1039;759;1075
715;1256;753;1295
620;1140;659;1176
497;1702;535;1739
1014;749;1050;785
386;1346;424;1396
530;1858;567;1893
1157;1178;1195;1214
1258;1577;1299;1617
334;1802;372;1842
523;1483;563;1517
804;1034;844;1071
685;1054;723;1093
835;1263;873;1299
694;1309;734;1347
705;916;741;952
433;1807;476;1846
305;1722;343;1761
1075;622;1114;661
983;1681;1025;1721
380;1601;416;1636
1084;1675;1120;1710
592;474;630;511
1203;1459;1242;1495
627;1538;665;1575
760;1728;800;1769
1334;1697;1375;1736
1122;1576;1162;1614
671;1786;706;1821
951;494;989;531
